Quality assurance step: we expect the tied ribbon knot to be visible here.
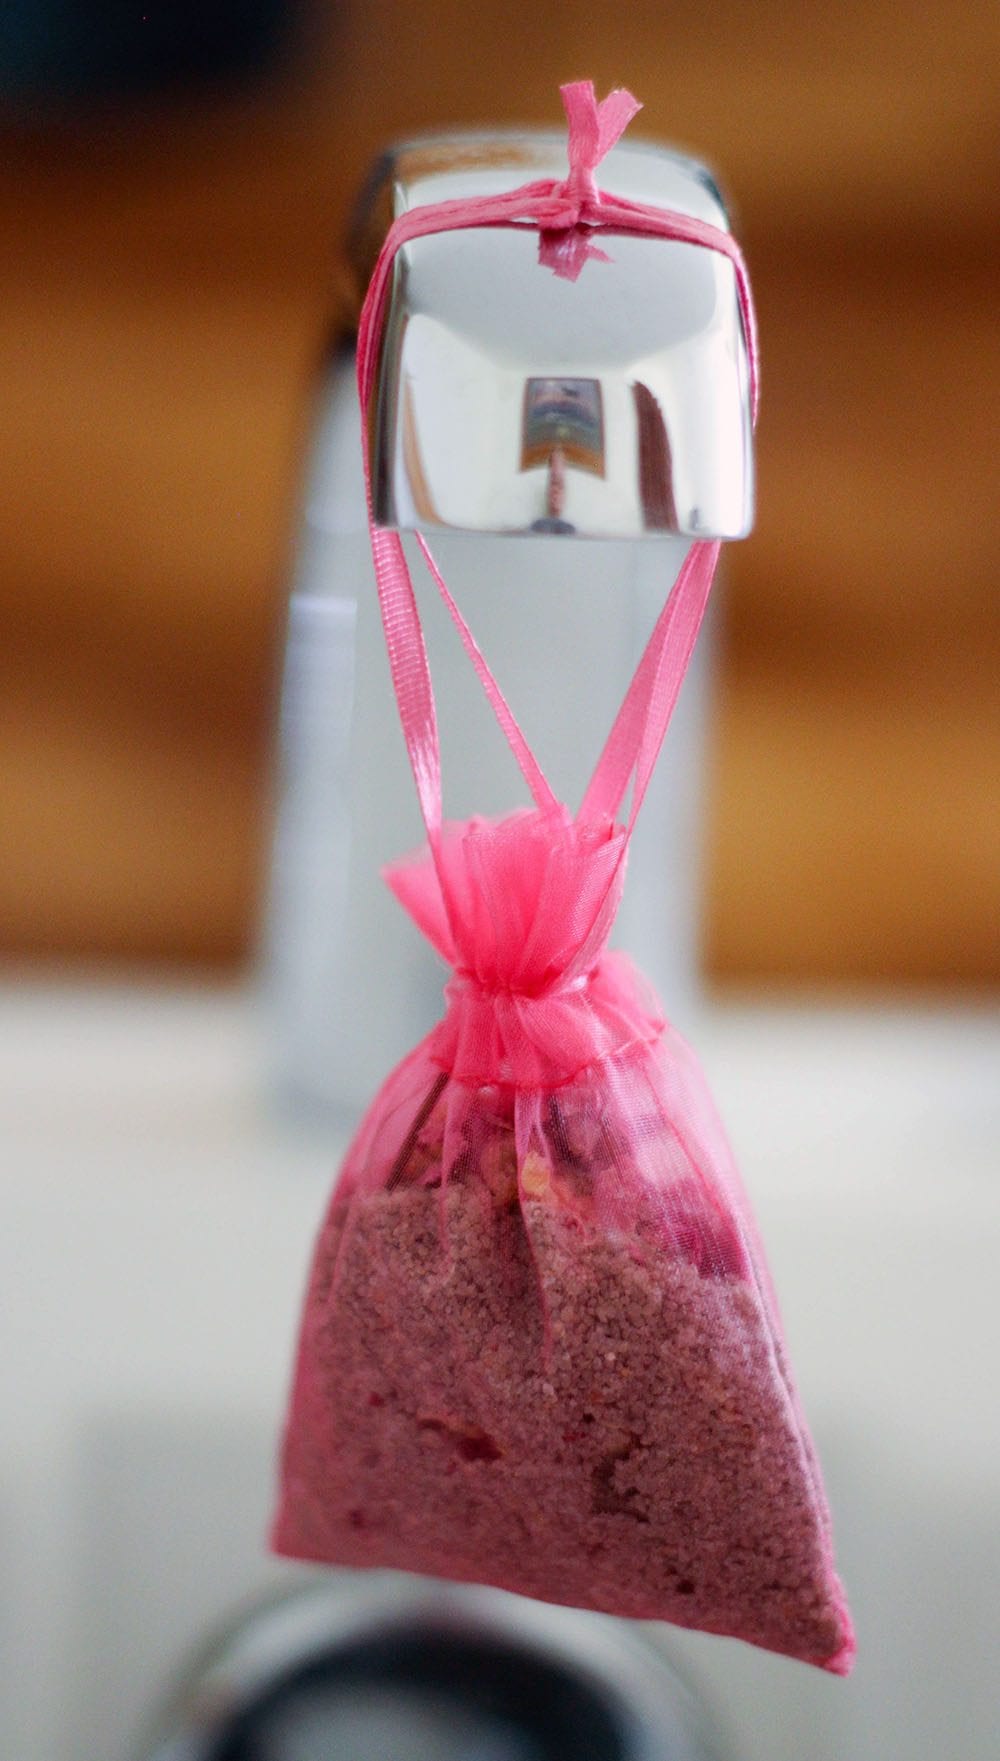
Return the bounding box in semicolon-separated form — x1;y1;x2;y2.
539;80;645;281
432;951;665;1090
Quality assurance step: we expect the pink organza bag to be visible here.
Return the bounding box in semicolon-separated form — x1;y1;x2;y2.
272;83;854;1674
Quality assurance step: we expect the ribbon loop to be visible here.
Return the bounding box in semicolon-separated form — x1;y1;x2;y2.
356;80;757;909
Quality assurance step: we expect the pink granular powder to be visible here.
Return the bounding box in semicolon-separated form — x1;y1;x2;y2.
273;1106;854;1673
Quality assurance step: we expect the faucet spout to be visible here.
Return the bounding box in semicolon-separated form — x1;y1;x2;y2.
353;127;754;541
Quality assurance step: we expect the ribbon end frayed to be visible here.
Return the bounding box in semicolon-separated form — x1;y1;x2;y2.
559;79;642;169
596;87;643;157
559;77;596;110
538;226;612;282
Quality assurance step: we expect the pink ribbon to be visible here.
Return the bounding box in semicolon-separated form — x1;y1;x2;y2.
355;82;758;1088
538;80;643;279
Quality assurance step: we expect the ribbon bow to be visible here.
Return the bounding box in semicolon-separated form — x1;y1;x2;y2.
540;80;644;281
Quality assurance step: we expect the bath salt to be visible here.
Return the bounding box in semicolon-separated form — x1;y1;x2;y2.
272;79;854;1672
274;1065;852;1669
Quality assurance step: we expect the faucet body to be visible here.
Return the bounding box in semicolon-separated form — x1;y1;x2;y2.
263;130;754;1119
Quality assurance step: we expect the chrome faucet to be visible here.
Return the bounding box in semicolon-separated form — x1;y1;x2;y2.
263;127;754;1119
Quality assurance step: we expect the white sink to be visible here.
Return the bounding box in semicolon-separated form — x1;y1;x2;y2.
2;981;997;1760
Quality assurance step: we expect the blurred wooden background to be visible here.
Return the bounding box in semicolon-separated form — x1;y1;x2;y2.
1;0;997;983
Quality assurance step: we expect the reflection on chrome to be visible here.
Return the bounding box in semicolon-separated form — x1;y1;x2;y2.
632;380;677;532
521;377;605;476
